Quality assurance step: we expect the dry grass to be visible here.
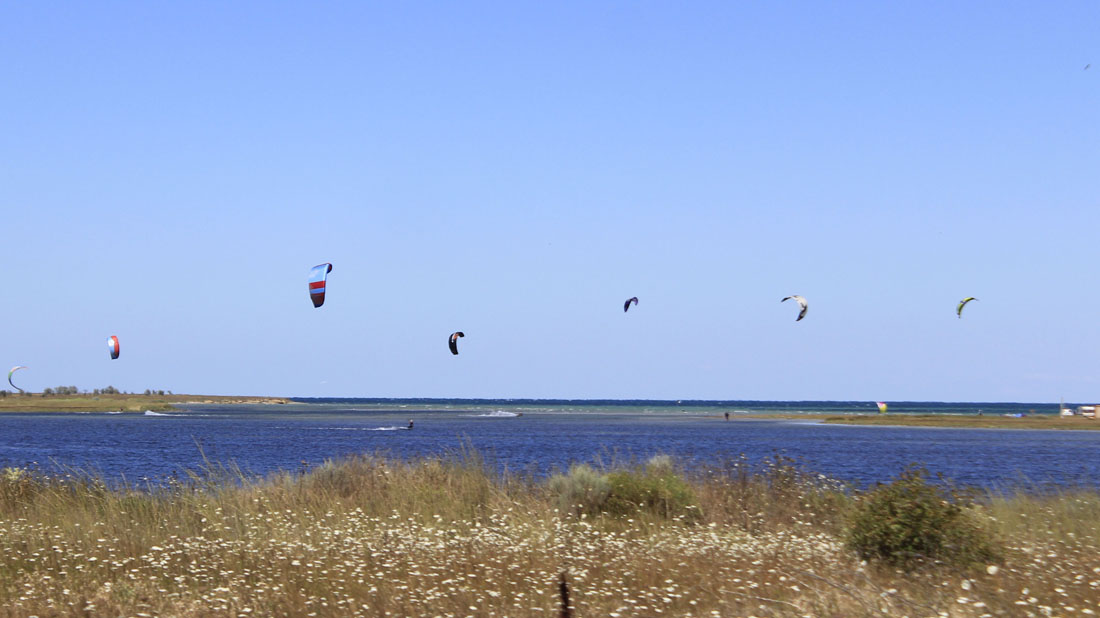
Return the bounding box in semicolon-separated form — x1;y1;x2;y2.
1;455;1098;617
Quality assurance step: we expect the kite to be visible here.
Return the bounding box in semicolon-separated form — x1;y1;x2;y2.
957;297;978;318
624;297;638;312
449;331;465;355
107;335;120;360
781;295;808;321
8;366;27;394
308;263;333;308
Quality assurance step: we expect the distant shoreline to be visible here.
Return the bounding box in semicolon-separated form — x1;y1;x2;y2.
3;397;1098;430
0;394;293;413
744;413;1100;431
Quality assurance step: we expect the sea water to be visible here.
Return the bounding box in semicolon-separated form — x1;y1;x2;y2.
1;399;1096;489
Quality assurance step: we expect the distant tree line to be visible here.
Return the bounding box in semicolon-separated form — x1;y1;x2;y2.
27;386;175;397
41;386;79;396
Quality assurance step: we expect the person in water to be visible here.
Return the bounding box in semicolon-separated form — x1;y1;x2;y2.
408;420;414;429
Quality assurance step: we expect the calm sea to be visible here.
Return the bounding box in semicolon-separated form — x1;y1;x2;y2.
2;399;1097;490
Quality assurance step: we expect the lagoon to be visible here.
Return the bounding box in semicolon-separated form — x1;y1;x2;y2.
2;399;1097;489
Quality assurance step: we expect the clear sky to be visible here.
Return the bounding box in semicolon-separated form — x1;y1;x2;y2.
2;2;1097;401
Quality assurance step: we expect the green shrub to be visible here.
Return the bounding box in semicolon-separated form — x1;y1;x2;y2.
547;457;700;520
604;456;699;520
845;467;1002;570
548;464;610;516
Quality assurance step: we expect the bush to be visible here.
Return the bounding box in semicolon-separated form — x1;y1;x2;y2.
547;456;700;520
845;467;1001;570
548;464;610;516
604;455;699;520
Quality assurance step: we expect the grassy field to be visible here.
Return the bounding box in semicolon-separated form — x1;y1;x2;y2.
0;393;292;413
1;453;1097;617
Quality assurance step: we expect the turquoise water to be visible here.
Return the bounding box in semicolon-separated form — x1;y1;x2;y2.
1;399;1094;489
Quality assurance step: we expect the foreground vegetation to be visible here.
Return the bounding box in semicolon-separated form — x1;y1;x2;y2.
1;454;1098;617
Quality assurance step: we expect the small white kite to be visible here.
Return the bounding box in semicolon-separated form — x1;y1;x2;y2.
781;295;808;321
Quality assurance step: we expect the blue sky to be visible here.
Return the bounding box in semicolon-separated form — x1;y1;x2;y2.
2;2;1097;401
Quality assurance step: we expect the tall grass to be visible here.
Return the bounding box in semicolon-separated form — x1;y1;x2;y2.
1;454;1098;617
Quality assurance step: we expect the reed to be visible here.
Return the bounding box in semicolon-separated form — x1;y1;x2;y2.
1;454;1097;617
